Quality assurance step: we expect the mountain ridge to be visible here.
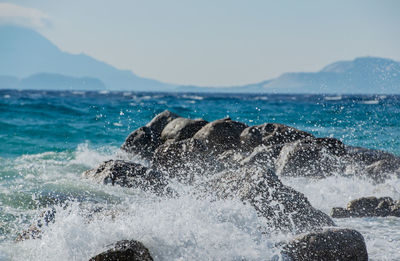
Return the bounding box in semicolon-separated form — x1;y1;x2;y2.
1;26;399;94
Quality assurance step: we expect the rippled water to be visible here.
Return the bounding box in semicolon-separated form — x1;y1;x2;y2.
1;90;400;260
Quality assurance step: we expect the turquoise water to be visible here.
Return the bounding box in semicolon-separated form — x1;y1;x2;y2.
1;90;400;260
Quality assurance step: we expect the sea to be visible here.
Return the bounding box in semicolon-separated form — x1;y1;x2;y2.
0;89;399;260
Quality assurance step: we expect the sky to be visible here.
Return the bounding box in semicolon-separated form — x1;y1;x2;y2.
0;0;400;86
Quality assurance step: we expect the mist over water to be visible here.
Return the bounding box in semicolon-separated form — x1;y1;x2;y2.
1;90;400;260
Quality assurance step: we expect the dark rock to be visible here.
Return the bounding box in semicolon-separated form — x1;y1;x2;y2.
240;126;262;149
391;201;400;217
254;123;313;146
121;127;161;159
201;167;335;233
347;196;379;217
331;196;400;218
161;117;208;142
283;228;368;261
193;117;248;153
82;160;168;195
276;137;345;177
89;240;153;261
331;207;351;218
146;110;179;136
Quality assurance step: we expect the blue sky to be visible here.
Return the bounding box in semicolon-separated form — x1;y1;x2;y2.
0;0;399;86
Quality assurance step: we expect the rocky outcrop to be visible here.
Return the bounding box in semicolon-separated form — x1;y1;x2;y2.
89;240;153;261
82;160;169;195
282;228;368;261
331;196;400;218
255;123;313;146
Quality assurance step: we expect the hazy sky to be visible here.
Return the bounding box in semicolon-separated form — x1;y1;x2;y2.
1;0;399;86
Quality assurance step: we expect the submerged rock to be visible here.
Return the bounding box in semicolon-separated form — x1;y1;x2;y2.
15;208;56;241
89;240;153;261
282;228;368;261
82;160;168;195
331;196;400;218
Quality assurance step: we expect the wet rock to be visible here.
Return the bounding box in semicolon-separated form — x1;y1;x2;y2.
82;160;168;194
283;228;368;261
89;240;153;261
152;138;222;181
193;117;248;153
202;167;335;233
121;126;161;159
240;126;262;149
331;196;400;218
254;123;313;146
146;110;179;136
161;117;208;142
276;137;345;177
240;145;282;168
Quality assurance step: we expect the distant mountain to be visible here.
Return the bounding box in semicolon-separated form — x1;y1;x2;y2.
239;57;400;94
0;73;105;90
0;26;174;91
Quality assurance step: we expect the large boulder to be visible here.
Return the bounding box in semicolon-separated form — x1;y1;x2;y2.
331;196;400;218
276;137;346;177
192;117;248;153
282;228;368;261
146;110;179;135
201;167;335;233
161;117;208;142
82;160;168;195
89;240;153;261
121;127;161;159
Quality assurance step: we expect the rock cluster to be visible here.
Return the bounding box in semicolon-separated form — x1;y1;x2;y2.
331;196;400;218
79;110;395;259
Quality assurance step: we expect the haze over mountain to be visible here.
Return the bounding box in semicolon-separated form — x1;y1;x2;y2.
1;26;399;94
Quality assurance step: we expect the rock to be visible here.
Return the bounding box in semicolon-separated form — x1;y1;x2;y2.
276;137;345;177
193;117;248;153
121;127;161;159
254;123;313;146
15;208;56;241
347;196;379;217
201;167;335;233
283;228;368;261
330;207;351;218
240;126;262;149
82;160;168;195
161;117;208;142
89;240;153;261
331;196;400;218
146;110;179;136
240;145;282;168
